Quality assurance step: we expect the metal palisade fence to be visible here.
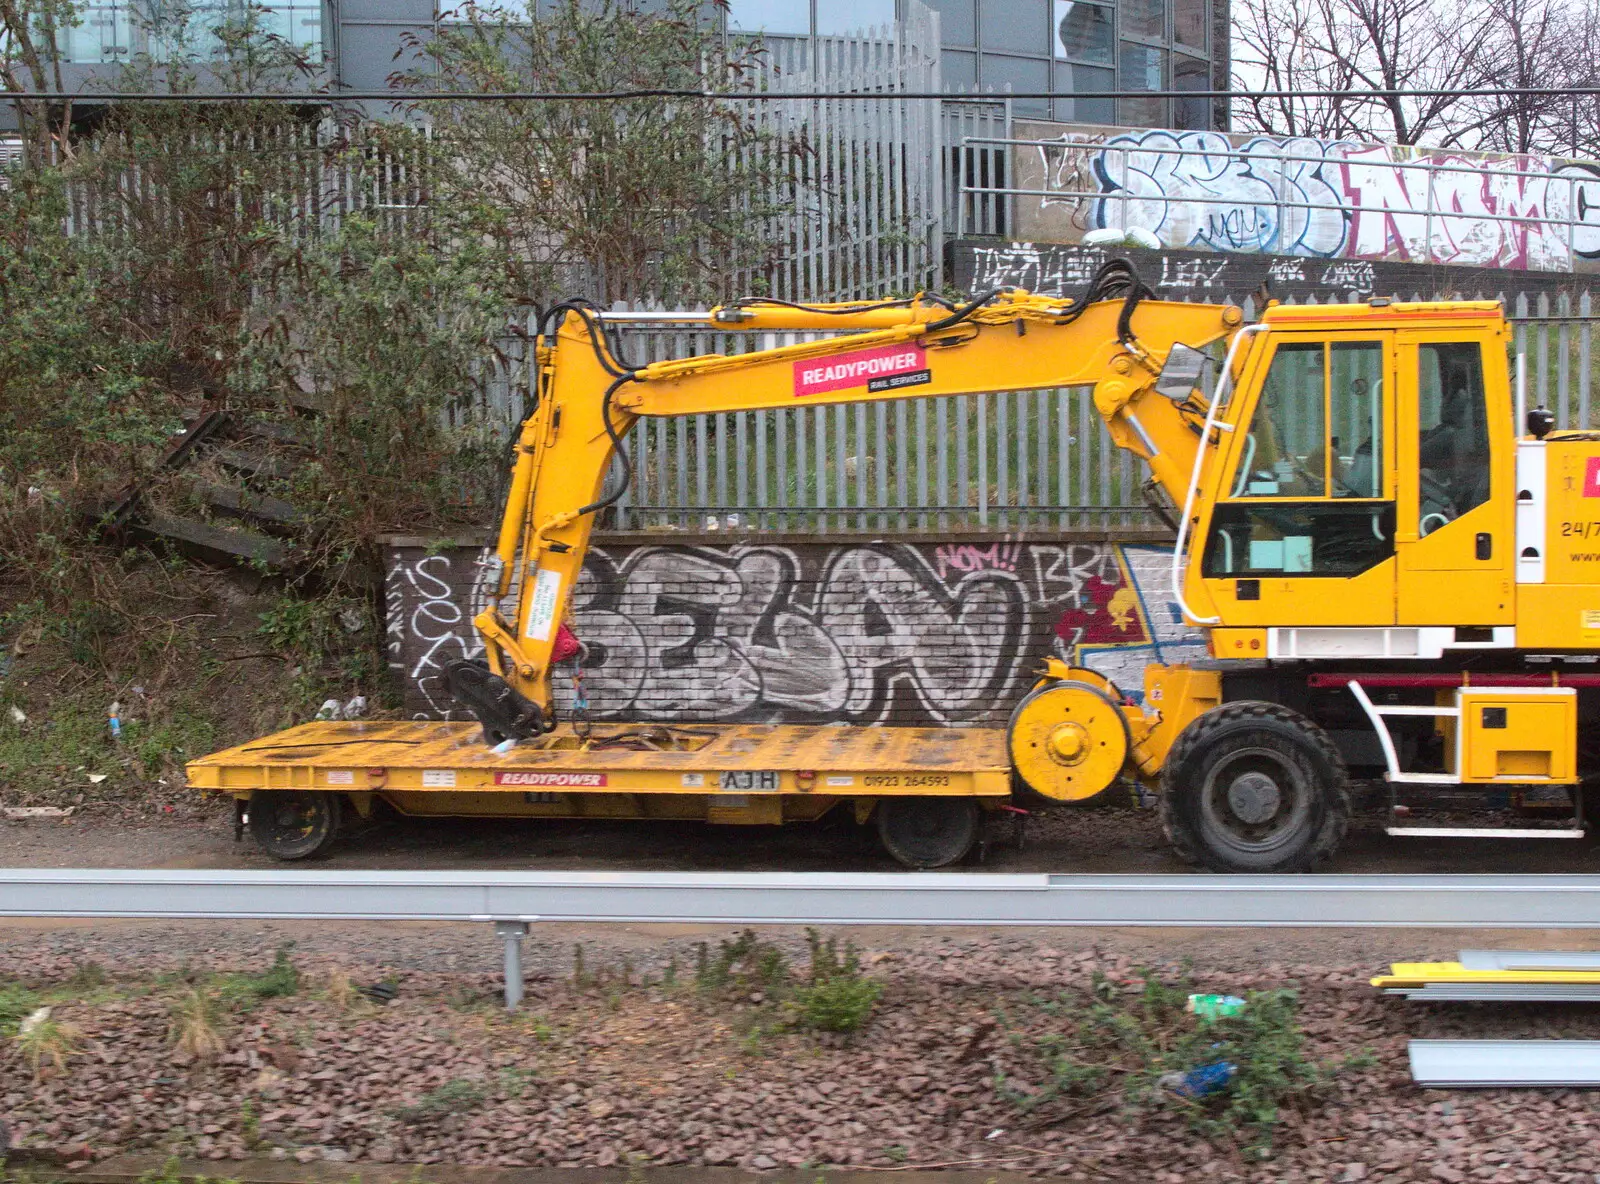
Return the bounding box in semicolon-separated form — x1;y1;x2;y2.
457;289;1599;536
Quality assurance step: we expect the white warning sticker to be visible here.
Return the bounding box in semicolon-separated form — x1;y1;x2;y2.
325;769;354;785
524;567;563;643
422;769;456;788
681;773;706;788
826;775;855;787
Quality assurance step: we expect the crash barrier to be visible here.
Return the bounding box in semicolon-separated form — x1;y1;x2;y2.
7;869;1600;1009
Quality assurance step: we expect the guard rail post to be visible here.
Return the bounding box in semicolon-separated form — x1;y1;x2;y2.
494;920;531;1010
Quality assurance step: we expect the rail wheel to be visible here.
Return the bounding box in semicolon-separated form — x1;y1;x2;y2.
877;797;980;869
1159;702;1350;873
249;790;341;861
1007;678;1131;805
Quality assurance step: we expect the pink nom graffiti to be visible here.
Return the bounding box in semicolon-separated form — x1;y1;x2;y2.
933;541;1023;580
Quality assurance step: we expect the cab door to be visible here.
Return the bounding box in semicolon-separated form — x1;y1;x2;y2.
1198;333;1398;628
1392;333;1514;625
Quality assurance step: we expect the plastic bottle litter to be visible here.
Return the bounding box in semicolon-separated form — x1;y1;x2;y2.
107;701;122;741
342;695;368;720
1158;1060;1237;1098
492;738;518;755
316;698;342;721
1187;993;1246;1020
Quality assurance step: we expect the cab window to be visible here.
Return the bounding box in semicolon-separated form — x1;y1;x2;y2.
1417;342;1490;535
1205;338;1392;579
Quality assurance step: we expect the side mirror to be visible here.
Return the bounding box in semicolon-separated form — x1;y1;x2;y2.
1155;343;1215;402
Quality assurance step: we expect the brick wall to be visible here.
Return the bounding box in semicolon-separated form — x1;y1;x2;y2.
385;536;1206;726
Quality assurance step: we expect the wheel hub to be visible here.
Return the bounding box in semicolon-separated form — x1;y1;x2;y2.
1226;770;1282;825
1047;722;1089;764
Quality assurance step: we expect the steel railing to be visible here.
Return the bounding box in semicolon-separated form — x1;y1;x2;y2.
10;869;1600;1008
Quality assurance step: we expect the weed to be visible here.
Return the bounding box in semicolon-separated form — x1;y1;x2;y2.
218;944;299;1007
18;1015;81;1081
135;1158;185;1184
883;1144;908;1163
68;961;108;991
239;1097;261;1147
998;972;1339;1159
663;954;679;989
172;987;226;1063
0;982;41;1036
573;943;589;989
695;929;789;995
788;929;882;1034
497;1066;536;1098
392;1077;488;1123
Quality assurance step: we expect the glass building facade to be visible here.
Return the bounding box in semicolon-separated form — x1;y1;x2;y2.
56;1;324;63
728;0;1216;128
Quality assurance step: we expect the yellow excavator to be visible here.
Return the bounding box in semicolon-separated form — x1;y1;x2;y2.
189;260;1600;871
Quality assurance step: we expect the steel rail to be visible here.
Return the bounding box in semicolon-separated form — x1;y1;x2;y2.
10;870;1600;1009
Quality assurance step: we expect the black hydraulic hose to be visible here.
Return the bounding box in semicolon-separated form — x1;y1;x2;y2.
924;288;1006;333
575;371;639;519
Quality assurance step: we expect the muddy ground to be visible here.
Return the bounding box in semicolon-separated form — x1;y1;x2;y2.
4;797;1600;875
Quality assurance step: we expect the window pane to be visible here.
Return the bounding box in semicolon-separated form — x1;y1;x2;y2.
62;2;133;62
1054;0;1112;63
1122;0;1164;39
979;0;1047;53
727;0;811;34
1120;41;1163;88
922;0;976;44
943;48;979;88
1418;343;1491;532
1330;343;1384;498
817;0;896;33
1174;54;1209;129
1175;0;1207;48
981;53;1049;115
1235;342;1325;499
1054;63;1113;123
1204;503;1395;576
1119;42;1165;125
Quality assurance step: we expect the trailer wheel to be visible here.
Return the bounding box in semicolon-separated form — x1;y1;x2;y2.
877;797;980;869
1159;702;1350;873
249;790;341;861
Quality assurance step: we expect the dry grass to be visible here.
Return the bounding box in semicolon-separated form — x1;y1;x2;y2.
324;968;356;1012
18;1014;82;1081
171;987;226;1063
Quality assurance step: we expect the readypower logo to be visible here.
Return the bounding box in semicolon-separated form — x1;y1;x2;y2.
493;771;607;787
793;344;930;397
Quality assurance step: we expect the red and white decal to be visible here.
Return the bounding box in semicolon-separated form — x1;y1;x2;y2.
494;771;607;787
793;344;927;397
1584;456;1600;498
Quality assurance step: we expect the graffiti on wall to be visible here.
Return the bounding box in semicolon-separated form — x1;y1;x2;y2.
1013;124;1600;271
384;541;1208;727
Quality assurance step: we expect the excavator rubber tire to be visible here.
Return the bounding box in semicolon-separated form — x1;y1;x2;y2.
248;789;341;861
1158;701;1350;874
876;797;981;869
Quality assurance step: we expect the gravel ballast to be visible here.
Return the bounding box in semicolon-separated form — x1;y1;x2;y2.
7;924;1600;1182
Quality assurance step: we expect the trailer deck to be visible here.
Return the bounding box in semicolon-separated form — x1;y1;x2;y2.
187;719;1011;824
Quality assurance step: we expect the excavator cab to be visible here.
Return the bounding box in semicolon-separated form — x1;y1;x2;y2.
1193;303;1514;652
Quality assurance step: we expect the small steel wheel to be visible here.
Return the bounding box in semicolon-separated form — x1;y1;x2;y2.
876;797;981;869
1008;679;1131;805
249;790;341;861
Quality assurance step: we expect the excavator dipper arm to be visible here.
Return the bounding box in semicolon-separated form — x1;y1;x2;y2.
451;265;1243;741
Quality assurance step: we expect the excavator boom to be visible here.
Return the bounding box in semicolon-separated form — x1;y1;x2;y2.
457;266;1245;735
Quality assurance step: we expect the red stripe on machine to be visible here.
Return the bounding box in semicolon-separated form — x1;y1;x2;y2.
793;344;924;397
494;772;607;787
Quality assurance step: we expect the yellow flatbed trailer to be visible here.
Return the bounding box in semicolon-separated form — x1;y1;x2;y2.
188;719;1012;866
